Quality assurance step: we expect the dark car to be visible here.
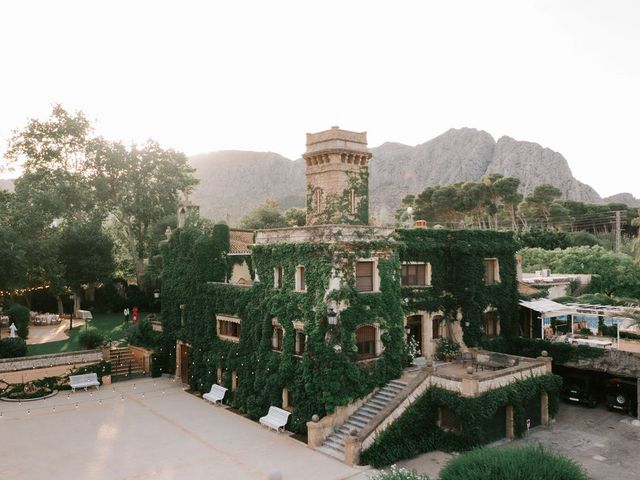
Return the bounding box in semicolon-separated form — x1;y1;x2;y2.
606;378;638;416
560;373;599;408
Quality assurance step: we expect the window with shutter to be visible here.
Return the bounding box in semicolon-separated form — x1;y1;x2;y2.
356;261;374;292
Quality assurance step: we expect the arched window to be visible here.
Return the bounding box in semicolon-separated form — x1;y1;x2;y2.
356;325;377;359
313;188;322;213
272;325;284;351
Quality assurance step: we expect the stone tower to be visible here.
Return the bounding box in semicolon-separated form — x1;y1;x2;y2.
303;126;372;225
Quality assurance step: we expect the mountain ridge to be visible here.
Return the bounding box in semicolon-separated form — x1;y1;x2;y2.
185;128;628;223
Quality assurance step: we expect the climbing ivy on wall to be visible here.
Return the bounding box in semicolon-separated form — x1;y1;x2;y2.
306;168;370;225
160;224;405;433
361;373;562;468
398;229;520;345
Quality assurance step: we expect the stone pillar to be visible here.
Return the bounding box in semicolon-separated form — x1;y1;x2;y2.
216;367;222;384
506;405;514;439
231;371;238;391
101;346;111;362
537;351;553;374
344;431;361;466
637;377;640;421
175;341;183;382
541;391;549;426
461;368;479;397
282;387;289;410
306;415;323;448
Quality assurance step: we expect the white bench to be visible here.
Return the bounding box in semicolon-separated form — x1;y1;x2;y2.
259;406;291;433
203;384;227;405
69;373;100;392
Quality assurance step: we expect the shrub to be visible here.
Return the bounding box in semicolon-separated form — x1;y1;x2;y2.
0;337;27;358
78;328;105;349
127;319;160;349
6;304;29;339
372;466;429;480
435;338;460;361
438;445;589;480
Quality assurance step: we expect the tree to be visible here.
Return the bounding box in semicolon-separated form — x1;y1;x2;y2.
519;184;563;230
58;220;115;312
89;138;198;285
520;246;640;299
6;105;101;221
0;191;26;291
284;207;306;227
6;106;198;288
493;176;522;230
239;200;288;229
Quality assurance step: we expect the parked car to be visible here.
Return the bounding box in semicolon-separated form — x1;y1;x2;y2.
560;373;599;408
606;378;638;416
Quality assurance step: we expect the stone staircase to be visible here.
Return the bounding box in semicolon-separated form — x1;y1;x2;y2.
317;379;408;460
110;347;145;380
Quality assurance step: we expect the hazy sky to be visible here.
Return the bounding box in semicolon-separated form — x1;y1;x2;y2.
1;0;638;197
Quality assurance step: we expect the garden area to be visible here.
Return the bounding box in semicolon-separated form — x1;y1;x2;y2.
26;312;141;356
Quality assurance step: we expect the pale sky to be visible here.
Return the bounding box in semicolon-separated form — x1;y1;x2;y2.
1;0;638;198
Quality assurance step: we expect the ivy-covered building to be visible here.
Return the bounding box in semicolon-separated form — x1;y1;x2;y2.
159;127;559;460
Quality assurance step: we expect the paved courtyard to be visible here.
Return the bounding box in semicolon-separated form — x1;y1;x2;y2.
1;377;373;480
507;401;640;480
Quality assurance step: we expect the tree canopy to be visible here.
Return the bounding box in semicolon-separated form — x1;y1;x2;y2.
4;105;198;287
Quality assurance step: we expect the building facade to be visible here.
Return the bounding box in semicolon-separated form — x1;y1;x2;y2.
160;127;524;435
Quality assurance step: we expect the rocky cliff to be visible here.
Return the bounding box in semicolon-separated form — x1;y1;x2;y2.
603;192;640;208
189;128;608;224
189;151;305;222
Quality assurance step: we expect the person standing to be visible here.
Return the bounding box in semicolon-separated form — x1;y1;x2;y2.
132;306;139;324
123;307;130;323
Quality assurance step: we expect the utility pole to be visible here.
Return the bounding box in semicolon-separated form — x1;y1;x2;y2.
615;210;622;254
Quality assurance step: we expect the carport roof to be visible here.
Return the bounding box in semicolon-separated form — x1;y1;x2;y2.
519;298;578;317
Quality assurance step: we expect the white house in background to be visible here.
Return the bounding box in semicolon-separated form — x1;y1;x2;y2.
521;270;592;300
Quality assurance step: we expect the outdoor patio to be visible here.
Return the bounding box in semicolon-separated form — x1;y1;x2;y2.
1;377;372;480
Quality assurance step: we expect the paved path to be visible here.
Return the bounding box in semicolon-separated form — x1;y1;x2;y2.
1;318;86;344
1;377;373;480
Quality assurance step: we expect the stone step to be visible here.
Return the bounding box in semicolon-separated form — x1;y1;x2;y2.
344;418;367;429
324;436;345;450
316;445;344;460
367;398;388;409
375;391;396;401
359;406;382;417
388;380;407;388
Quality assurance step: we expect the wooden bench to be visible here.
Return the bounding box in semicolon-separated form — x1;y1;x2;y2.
203;384;227;405
69;373;100;392
259;406;291;433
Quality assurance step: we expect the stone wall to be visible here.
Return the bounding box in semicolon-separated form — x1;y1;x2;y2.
562;348;640;378
0;350;103;384
0;350;102;373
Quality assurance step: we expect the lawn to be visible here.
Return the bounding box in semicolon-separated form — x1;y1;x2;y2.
27;312;138;356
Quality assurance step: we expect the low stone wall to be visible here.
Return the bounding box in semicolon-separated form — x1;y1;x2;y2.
562;348;640;378
0;350;103;384
129;346;152;374
0;350;102;373
477;364;549;394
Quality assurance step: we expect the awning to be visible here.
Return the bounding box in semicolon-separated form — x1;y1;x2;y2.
519;299;578;317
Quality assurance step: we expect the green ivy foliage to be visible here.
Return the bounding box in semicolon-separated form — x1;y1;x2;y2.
361;374;562;468
306;169;370;225
160;224;405;432
397;229;520;345
482;336;605;363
